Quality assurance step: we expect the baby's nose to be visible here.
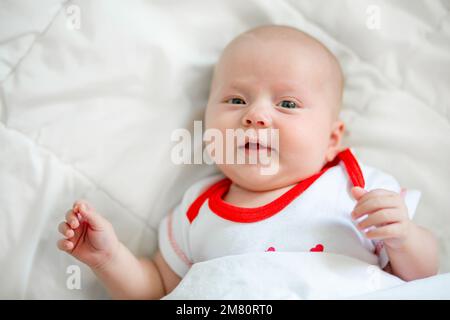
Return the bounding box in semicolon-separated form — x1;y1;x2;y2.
242;109;272;128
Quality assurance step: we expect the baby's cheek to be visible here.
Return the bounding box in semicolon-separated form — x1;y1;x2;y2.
278;125;312;151
279;129;328;170
205;111;234;131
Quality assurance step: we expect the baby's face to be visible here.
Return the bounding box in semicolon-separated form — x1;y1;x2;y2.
205;27;345;191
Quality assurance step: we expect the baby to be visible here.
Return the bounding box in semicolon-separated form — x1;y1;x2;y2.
57;25;438;299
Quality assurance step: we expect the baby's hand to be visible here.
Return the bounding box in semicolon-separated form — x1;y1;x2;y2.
57;200;120;270
351;187;412;250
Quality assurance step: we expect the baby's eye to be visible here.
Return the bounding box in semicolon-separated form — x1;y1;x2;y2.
278;100;298;109
226;98;246;105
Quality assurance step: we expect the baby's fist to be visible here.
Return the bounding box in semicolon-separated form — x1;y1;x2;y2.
351;187;412;249
57;200;119;270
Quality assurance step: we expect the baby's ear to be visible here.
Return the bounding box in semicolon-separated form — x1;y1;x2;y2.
326;121;345;161
331;120;345;142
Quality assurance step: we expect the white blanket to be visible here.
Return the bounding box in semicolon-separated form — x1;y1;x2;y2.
0;0;449;299
164;252;450;300
163;252;403;300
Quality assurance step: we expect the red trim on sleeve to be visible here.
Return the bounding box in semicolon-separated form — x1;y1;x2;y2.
186;148;364;224
168;212;193;266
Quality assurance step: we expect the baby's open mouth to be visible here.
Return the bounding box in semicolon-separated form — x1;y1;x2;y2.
244;142;267;150
236;135;277;156
238;141;274;154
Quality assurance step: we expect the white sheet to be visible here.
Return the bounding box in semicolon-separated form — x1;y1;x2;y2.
162;252;450;300
0;0;449;299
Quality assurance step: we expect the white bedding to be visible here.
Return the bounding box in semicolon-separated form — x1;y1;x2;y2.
163;252;450;300
0;0;449;299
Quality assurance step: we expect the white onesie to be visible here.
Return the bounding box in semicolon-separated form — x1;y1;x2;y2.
158;148;421;277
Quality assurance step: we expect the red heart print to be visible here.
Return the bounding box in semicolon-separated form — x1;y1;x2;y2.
266;247;276;252
310;244;324;252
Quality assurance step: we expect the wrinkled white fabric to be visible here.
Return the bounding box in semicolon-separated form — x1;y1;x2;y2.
0;0;449;298
162;252;406;300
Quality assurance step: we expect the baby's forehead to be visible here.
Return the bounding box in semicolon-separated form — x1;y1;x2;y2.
228;26;327;54
216;36;335;91
220;27;335;71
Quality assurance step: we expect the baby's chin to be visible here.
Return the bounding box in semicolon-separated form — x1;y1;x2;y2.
216;163;290;192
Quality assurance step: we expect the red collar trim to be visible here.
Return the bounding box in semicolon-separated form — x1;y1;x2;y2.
187;148;364;224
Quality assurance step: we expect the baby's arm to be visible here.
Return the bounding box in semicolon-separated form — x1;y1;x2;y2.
381;225;438;281
57;200;181;299
351;187;439;281
91;245;181;299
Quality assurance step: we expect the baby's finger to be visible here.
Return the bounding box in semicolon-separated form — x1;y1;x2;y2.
352;195;400;220
350;187;367;201
354;189;397;204
58;222;75;238
65;210;80;229
76;202;106;231
356;209;401;231
57;239;74;252
73;200;90;214
365;223;403;240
